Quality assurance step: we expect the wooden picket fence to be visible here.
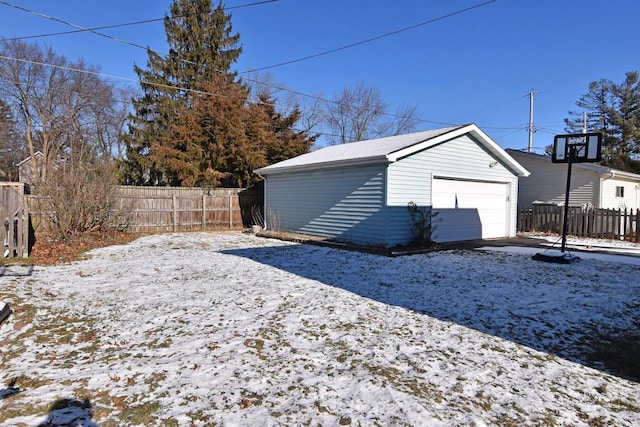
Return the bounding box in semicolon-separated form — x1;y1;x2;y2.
1;182;30;258
27;185;264;235
518;204;640;242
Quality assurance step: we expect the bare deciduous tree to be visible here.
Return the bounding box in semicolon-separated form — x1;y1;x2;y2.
0;39;132;242
0;38;131;181
0;97;23;180
324;82;421;145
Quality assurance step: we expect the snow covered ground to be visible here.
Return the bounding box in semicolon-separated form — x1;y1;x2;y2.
0;232;639;426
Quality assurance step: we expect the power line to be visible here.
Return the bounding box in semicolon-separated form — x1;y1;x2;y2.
0;0;149;51
0;53;326;129
447;93;526;123
0;1;507;131
2;0;279;42
0;0;456;130
1;0;497;113
239;0;497;73
492;128;526;142
2;52;528;142
0;64;344;141
4;18;161;42
0;0;335;106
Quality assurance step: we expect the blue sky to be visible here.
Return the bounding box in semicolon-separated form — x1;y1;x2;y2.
1;0;639;151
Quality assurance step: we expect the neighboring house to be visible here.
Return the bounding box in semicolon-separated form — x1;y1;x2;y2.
255;124;529;246
507;149;640;210
17;151;43;185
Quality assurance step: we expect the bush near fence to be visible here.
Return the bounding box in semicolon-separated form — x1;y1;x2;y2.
27;185;264;234
518;204;640;242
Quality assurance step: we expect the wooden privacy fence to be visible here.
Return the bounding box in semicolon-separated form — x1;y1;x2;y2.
1;182;29;258
518;204;640;242
26;186;264;235
113;186;262;233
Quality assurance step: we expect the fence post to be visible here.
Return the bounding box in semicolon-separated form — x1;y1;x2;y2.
228;194;233;228
202;194;206;231
172;194;177;232
21;204;29;257
615;208;621;240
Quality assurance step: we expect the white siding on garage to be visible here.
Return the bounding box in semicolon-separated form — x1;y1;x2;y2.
386;135;519;245
508;151;599;206
264;164;388;246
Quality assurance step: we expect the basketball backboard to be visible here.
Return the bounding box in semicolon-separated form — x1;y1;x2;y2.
551;132;602;163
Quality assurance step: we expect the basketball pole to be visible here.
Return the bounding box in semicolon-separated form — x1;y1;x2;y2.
560;145;576;253
534;132;601;264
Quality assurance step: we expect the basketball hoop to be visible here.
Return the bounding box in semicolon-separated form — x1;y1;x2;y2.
534;132;603;263
551;132;602;164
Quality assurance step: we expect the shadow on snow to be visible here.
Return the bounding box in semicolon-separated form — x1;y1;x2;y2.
221;242;639;383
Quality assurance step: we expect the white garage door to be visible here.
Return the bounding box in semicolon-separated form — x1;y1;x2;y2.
432;178;509;243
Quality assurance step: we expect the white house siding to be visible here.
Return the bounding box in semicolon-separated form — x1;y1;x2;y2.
386;135;519;245
508;152;598;207
264;164;388;246
600;177;640;209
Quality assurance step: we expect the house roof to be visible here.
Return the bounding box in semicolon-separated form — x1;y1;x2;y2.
506;149;640;181
16;151;43;168
256;124;530;177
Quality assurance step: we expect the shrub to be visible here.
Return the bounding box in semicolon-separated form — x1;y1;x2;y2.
407;201;438;246
37;160;131;242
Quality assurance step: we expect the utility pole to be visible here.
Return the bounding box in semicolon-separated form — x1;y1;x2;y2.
528;90;535;153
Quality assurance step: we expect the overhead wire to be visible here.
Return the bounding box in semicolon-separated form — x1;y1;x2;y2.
0;55;347;140
239;0;497;73
1;0;279;42
1;52;524;140
0;0;501;129
0;0;339;110
0;0;519;134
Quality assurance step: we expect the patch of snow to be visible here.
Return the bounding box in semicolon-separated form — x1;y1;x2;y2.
1;232;639;426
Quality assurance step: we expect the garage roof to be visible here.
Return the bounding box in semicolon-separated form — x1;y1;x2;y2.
255;124;529;177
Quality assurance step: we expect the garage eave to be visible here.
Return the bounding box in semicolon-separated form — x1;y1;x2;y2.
255;155;390;176
387;124;530;177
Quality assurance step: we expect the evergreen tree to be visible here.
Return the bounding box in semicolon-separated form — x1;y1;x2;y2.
565;72;640;173
564;79;613;134
121;0;242;185
608;72;640;158
161;80;315;188
249;91;315;165
160;75;255;187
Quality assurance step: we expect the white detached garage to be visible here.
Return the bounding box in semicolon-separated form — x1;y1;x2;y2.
255;124;529;247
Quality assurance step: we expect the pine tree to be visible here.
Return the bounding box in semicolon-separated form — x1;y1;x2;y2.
120;0;241;185
565;72;640;173
161;81;315;188
564;79;613;134
161;76;257;187
608;72;640;156
250;91;315;165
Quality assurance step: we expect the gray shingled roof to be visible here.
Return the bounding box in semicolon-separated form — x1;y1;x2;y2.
256;124;529;177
